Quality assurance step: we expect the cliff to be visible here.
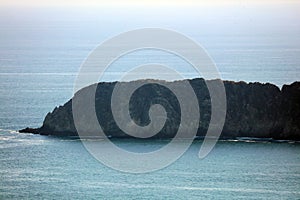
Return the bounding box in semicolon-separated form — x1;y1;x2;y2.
19;78;300;140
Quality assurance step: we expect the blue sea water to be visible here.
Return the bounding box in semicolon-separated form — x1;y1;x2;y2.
1;5;300;199
0;132;300;199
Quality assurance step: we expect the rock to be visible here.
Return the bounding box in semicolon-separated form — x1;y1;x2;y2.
19;78;300;140
19;127;39;134
278;82;300;139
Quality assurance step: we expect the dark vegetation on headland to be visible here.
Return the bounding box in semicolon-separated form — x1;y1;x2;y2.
19;78;300;141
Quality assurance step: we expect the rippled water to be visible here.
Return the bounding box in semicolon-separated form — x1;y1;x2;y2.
0;130;299;199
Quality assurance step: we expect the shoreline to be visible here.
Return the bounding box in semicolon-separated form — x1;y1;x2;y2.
18;128;300;143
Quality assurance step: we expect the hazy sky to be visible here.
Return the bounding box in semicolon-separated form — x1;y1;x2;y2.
1;0;299;38
1;0;300;7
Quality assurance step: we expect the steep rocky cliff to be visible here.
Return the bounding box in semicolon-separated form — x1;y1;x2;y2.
19;78;300;140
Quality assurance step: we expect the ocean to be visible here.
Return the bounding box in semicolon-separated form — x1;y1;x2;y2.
1;5;300;199
1;132;300;199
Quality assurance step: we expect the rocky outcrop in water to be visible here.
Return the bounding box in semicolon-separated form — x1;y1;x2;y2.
19;78;300;140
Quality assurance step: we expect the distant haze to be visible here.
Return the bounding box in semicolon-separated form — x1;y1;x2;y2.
0;1;299;86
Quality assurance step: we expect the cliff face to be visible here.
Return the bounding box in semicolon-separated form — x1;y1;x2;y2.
20;78;300;140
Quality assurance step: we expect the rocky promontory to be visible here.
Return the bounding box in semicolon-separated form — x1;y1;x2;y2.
19;78;300;140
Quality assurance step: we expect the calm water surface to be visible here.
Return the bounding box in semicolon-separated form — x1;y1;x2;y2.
0;130;299;199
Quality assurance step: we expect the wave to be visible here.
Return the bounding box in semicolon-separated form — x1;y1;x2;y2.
81;181;300;195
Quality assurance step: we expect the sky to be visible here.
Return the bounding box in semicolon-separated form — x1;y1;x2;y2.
0;0;299;45
1;0;299;37
1;0;300;7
